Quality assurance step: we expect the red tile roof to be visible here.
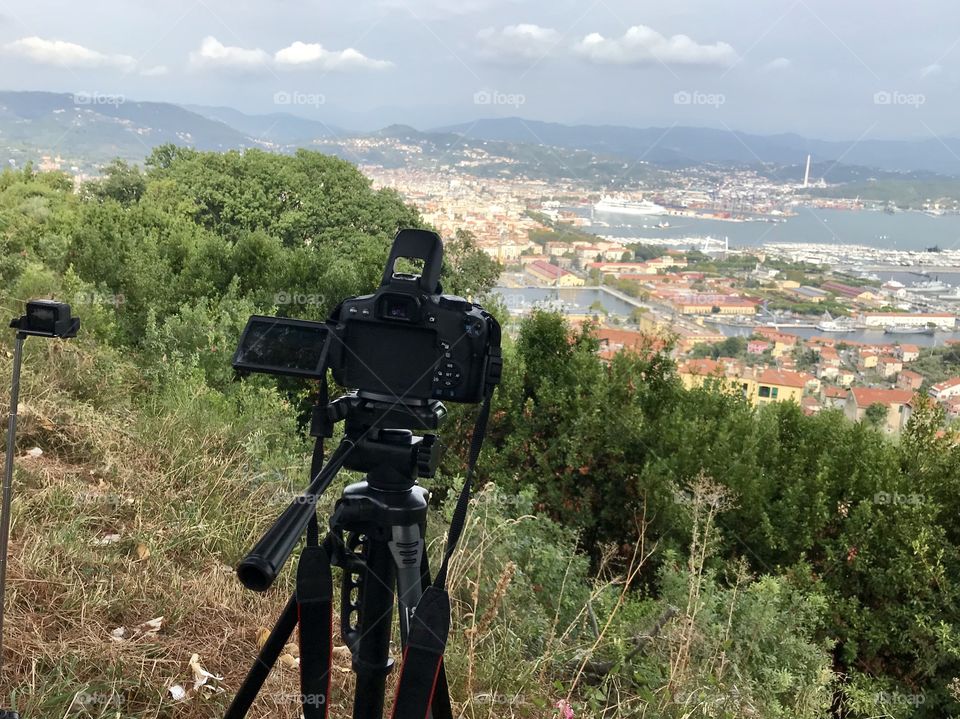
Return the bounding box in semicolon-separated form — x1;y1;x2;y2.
757;369;808;389
528;260;570;279
850;387;914;408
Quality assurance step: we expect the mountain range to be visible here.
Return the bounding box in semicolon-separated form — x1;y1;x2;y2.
437;118;960;177
2;90;960;178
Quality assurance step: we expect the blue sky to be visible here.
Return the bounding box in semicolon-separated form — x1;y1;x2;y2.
1;0;958;139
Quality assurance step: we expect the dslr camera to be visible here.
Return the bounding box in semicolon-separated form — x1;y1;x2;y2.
232;228;501;403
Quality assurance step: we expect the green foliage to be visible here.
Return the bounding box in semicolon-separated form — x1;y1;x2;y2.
689;335;748;360
864;401;889;427
5;153;960;717
481;312;960;717
82;160;146;205
442;228;502;299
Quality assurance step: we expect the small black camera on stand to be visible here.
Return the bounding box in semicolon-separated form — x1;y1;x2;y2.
1;301;80;719
226;229;502;719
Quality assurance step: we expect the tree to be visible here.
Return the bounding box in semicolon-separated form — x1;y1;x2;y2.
85;160;146;205
865;401;889;428
442;228;501;298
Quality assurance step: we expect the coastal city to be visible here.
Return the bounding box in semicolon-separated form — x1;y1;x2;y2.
365;160;960;434
18;129;960;435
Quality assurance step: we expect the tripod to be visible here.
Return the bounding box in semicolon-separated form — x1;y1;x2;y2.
225;392;455;719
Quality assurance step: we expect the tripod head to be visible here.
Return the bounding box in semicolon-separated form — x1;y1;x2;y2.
235;392;446;592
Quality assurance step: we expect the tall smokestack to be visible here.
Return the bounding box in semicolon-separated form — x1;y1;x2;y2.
802;154;812;188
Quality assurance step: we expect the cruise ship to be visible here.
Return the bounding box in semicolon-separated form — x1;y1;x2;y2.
593;195;666;217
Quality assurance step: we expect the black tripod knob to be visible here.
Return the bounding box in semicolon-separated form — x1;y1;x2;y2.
416;434;444;478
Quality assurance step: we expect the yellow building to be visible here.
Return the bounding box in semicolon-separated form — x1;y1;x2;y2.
673;298;757;316
678;361;808;407
750;369;806;405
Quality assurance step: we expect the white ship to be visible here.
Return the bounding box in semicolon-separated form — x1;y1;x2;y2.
884;325;934;335
910;280;951;293
816;320;857;333
593;195;666;217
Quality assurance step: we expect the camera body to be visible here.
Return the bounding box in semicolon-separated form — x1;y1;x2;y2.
232;229;501;404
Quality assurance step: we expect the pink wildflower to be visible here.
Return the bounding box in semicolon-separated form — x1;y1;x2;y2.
555;699;574;719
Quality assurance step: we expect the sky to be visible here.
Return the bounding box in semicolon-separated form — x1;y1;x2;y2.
1;0;959;141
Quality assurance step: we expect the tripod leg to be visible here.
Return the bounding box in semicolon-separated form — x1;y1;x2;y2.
224;593;298;719
351;535;397;719
390;524;425;648
393;534;455;719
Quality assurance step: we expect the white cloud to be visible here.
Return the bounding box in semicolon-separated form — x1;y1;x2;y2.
575;25;737;67
188;36;270;71
274;41;392;70
920;63;942;78
762;57;791;72
476;24;560;61
5;36;135;70
140;64;169;77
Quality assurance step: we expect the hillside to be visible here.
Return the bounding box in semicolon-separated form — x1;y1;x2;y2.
1;149;959;717
0;91;255;167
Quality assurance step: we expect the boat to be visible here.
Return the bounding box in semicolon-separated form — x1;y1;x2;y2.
816;320;857;333
593;195;666;217
910;280;951;293
884;325;935;335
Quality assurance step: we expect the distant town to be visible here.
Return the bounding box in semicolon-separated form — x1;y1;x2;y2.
18;120;960;434
362;161;960;435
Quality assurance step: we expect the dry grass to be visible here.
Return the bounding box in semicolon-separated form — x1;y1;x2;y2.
0;339;364;718
0;336;646;719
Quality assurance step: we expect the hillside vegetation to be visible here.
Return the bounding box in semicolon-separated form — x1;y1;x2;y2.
0;149;958;718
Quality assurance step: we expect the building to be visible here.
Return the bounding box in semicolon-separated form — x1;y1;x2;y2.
801;396;822;415
595;328;665;361
877;356;903;378
790;286;829;303
881;280;907;299
755;328;800;357
858;351;878;370
589;255;689;279
524;260;585;287
930;377;960;402
821;281;879;303
836;368;856;387
678;360;808;407
752;369;808;405
898;344;920;363
747;340;772;355
897;369;924;391
863;312;956;330
672;296;758;316
821;386;848;409
845;388;914;433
